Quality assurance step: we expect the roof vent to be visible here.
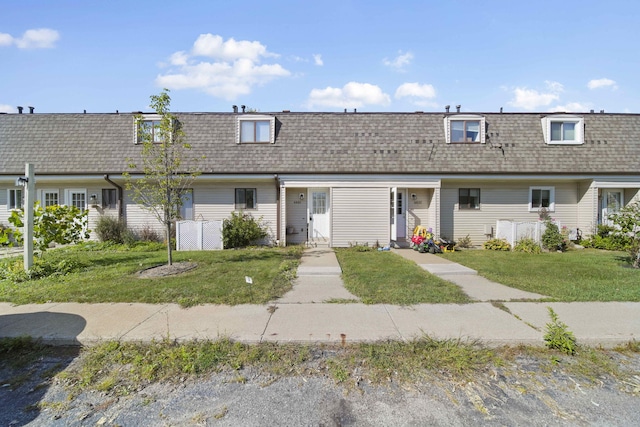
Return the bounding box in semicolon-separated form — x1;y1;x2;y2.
232;105;238;113
590;109;594;113
456;105;461;113
241;105;246;113
282;110;290;113
445;105;450;113
17;106;23;114
600;109;605;114
500;107;503;113
354;108;357;113
28;106;34;114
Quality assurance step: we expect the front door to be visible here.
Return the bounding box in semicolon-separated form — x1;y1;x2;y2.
309;188;329;241
602;189;623;226
391;187;407;241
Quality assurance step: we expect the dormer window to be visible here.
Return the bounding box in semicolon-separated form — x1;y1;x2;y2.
444;115;486;144
237;115;275;144
134;114;163;144
541;114;584;145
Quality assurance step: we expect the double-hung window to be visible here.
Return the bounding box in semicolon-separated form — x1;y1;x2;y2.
7;189;23;210
541;115;584;145
237;115;275;144
444;115;486;143
40;189;59;207
529;186;555;212
459;188;480;210
135;114;163;144
235;188;257;210
102;189;118;209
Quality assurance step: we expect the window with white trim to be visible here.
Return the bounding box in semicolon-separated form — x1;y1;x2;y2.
7;189;23;210
529;186;555;212
134;114;163;144
235;188;257;210
179;189;194;220
65;189;87;212
237;115;275;144
541;115;584;145
444;115;486;143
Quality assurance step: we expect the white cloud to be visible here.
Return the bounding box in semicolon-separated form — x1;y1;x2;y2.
0;28;59;48
313;54;323;66
588;78;617;90
156;34;291;101
395;82;436;99
551;102;591;112
383;51;413;71
307;82;391;108
0;33;13;46
0;104;14;113
508;80;564;111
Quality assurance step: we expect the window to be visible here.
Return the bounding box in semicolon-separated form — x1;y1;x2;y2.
102;189;118;209
444;115;486;143
529;186;555;212
179;189;194;220
459;188;480;210
237;115;275;144
541;115;584;145
7;189;23;210
65;189;86;212
40;190;59;207
235;188;257;210
134;114;163;144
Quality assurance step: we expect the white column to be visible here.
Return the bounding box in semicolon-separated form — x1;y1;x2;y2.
24;163;35;270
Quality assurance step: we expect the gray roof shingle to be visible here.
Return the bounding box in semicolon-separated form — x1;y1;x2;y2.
1;112;639;176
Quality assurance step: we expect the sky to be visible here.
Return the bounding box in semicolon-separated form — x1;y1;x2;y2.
1;0;639;114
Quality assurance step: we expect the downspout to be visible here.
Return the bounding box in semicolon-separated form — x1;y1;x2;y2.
103;174;124;218
274;174;281;246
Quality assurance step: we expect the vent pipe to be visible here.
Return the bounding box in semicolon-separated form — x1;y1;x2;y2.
28;106;34;114
232;105;238;113
600;109;605;114
17;106;23;114
456;105;461;113
354;108;357;113
500;107;503;113
241;105;246;113
445;105;450;113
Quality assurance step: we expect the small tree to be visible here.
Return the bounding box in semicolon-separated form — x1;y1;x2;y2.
124;89;202;265
608;201;640;268
2;203;89;255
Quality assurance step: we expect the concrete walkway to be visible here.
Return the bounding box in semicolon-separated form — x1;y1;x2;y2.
0;247;638;348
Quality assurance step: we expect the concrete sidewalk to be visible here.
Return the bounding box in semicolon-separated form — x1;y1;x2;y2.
0;247;638;347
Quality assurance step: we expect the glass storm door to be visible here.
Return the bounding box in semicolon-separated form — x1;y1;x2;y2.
602;189;623;226
309;188;329;241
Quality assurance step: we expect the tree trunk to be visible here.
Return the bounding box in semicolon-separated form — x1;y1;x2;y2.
166;221;173;266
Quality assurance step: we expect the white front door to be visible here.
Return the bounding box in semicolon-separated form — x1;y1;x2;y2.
391;187;406;241
309;188;329;241
602;189;623;226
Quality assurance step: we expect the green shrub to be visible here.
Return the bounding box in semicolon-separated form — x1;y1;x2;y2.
544;307;577;355
455;234;472;249
513;237;542;254
0;258;84;282
541;221;566;251
582;224;632;251
482;238;511;251
222;212;268;249
94;216;127;244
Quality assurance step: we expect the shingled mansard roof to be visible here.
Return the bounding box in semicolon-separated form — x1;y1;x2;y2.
1;111;640;176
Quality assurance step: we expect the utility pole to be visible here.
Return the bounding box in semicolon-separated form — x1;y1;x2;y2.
23;163;35;270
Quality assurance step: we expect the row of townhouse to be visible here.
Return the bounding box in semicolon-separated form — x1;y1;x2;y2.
1;109;639;247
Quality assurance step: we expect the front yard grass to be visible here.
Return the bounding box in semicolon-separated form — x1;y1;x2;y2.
440;249;640;302
0;244;302;307
335;248;471;305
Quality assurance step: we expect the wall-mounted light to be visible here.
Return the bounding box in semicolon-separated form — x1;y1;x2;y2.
15;177;28;187
89;194;99;207
299;193;305;200
411;193;417;201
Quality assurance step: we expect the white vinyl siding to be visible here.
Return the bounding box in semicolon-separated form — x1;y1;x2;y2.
441;181;580;245
331;187;388;247
407;189;433;237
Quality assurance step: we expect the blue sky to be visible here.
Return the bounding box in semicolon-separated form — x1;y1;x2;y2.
1;0;638;114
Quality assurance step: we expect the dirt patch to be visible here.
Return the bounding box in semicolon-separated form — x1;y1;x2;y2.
137;262;198;278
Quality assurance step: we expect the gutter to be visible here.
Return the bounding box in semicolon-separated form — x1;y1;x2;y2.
103;174;124;218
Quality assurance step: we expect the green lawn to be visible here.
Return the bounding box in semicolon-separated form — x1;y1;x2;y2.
0;244;302;307
439;249;640;302
335;248;471;305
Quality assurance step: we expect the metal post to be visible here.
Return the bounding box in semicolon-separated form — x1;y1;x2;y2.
24;163;34;270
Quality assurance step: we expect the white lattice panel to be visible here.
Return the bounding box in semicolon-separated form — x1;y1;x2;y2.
177;220;223;251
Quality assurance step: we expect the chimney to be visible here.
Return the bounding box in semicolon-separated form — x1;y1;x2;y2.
445;105;450;113
17;106;23;114
456;105;461;113
28;106;34;114
241;105;246;113
232;105;238;113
